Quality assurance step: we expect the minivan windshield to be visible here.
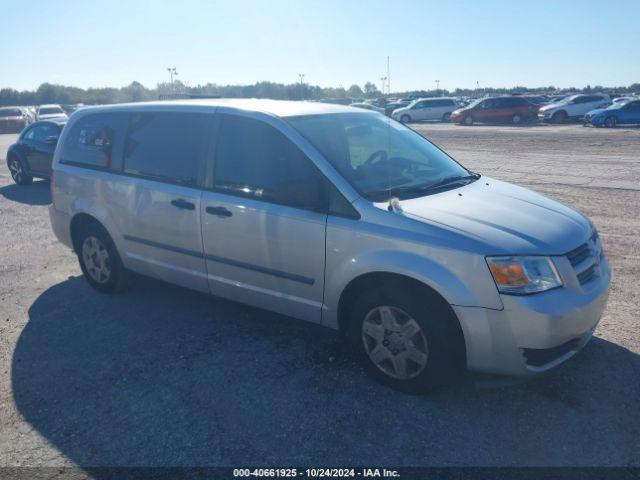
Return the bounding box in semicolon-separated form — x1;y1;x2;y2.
288;112;474;201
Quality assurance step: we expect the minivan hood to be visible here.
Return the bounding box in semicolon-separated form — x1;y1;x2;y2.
394;177;590;254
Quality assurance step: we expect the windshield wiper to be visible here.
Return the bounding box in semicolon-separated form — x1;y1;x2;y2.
425;172;481;190
364;172;481;201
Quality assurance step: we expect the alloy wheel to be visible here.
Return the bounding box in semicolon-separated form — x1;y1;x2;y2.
8;158;23;183
82;236;112;284
361;306;429;380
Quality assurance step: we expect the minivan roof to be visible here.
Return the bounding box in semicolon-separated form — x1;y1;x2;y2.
73;98;365;118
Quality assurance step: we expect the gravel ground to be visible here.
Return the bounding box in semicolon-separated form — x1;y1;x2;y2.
0;123;639;469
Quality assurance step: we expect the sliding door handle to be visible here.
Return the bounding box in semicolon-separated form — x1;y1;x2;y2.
206;206;232;217
171;198;195;210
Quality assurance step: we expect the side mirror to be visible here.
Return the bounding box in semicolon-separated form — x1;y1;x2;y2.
44;136;58;145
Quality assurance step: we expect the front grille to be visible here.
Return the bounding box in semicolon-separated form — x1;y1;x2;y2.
565;231;602;286
523;337;581;367
566;242;591;267
577;265;596;284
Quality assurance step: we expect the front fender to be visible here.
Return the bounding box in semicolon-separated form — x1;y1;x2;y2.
323;243;503;330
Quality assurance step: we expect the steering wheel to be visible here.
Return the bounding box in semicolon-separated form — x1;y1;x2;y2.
365;150;388;165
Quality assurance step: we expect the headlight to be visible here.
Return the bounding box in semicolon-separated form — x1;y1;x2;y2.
486;256;562;295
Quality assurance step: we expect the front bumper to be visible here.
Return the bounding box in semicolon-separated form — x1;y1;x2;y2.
453;255;611;377
538;112;553;121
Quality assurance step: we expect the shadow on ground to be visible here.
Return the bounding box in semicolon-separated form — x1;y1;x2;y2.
0;180;51;205
12;275;640;469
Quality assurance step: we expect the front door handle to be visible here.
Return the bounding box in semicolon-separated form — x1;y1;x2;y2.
171;198;195;210
206;206;232;217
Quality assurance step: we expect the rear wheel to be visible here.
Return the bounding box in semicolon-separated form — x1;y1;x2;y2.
604;116;617;128
551;111;567;123
7;156;32;186
76;222;129;293
347;284;462;393
441;112;451;122
400;114;411;124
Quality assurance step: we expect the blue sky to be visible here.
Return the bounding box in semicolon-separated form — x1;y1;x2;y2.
1;0;639;92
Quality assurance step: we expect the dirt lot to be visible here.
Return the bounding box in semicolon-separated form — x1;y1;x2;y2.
0;123;639;469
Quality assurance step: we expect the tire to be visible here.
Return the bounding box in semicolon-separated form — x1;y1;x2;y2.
551;111;567;123
441;112;451;122
400;114;411;124
604;116;617;128
347;284;462;393
511;114;522;125
76;222;129;293
463;115;474;126
7;155;33;186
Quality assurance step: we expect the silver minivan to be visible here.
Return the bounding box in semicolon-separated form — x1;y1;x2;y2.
49;99;610;392
391;97;459;123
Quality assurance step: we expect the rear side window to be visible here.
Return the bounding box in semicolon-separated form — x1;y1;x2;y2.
33;124;60;142
214;114;327;211
123;112;210;186
60;112;128;170
432;99;454;107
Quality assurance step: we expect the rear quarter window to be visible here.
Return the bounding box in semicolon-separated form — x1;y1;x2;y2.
60;112;128;170
122;111;210;187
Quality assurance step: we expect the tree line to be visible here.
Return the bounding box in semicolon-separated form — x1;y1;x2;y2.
1;80;639;106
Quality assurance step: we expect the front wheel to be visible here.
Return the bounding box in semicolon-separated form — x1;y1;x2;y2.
7;156;32;185
511;114;522;124
400;114;411;124
347;284;462;393
551;111;567;123
604;116;617;128
463;115;474;126
77;223;129;293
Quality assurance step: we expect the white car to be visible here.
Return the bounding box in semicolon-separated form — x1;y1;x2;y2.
538;94;611;123
392;97;460;123
36;104;68;121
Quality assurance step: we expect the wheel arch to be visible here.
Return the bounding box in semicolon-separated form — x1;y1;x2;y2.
337;271;467;367
69;212;109;255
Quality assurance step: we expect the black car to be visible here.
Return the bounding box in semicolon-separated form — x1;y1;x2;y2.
6;119;66;185
384;100;411;116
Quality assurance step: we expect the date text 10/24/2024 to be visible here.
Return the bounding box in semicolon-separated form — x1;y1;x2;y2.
233;468;400;478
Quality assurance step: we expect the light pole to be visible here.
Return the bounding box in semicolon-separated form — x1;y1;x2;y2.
298;73;305;100
167;67;178;85
435;79;440;94
380;77;387;95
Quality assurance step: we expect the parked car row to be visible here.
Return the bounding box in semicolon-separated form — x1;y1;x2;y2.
0;103;73;133
346;93;640;127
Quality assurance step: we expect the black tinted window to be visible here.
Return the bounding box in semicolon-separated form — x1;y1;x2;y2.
214;115;327;211
33;124;60;142
123;112;209;186
60;112;128;169
433;99;454;107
